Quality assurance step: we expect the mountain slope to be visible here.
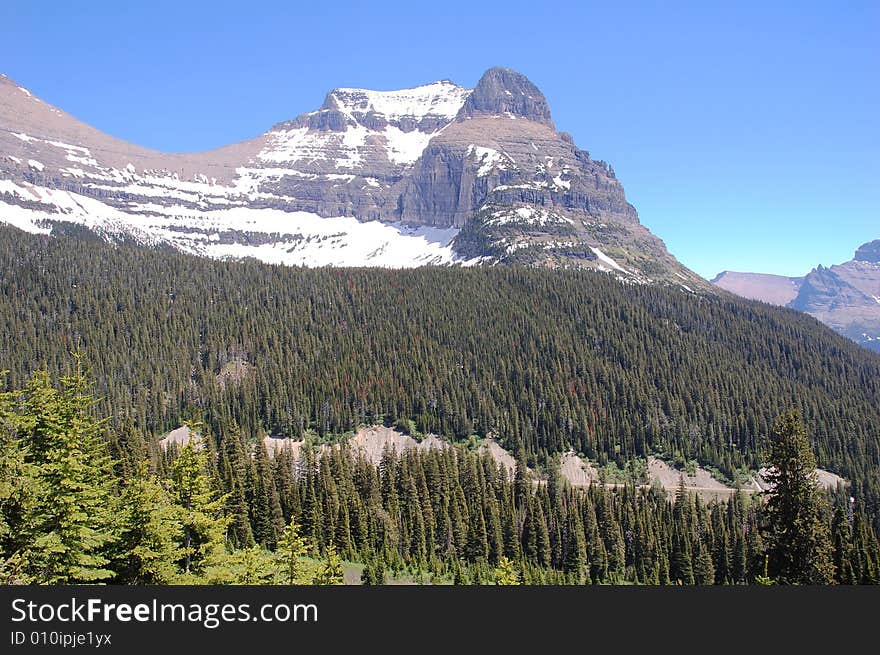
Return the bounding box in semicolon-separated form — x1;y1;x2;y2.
0;68;702;287
2;224;878;493
712;239;880;352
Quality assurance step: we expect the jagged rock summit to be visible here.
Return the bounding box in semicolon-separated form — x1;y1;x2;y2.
458;67;554;126
855;240;880;263
0;67;702;287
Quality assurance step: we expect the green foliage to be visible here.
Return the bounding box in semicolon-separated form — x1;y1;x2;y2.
494;556;521;585
3;226;879;507
312;543;343;585
14;365;119;583
763;411;836;584
171;440;230;579
360;557;387;585
1;229;879;586
277;516;308;584
221;546;277;585
0;380;41;583
112;464;181;584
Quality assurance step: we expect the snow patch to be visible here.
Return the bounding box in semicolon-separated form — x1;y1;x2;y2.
382;125;435;165
467;145;513;176
258;123;369;169
330;81;471;122
0;182;475;269
590;247;626;272
485;205;572;227
552;174;570;190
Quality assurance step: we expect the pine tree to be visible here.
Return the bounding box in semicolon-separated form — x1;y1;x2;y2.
360;557;387;585
217;424;254;549
312;543;344;585
276;516;308;584
831;494;855;584
18;366;119;583
225;546;276;584
171;440;230;579
694;542;715;585
563;513;587;584
0;382;41;584
251;440;284;549
113;464;180;584
763;411;836;584
494;556;520;585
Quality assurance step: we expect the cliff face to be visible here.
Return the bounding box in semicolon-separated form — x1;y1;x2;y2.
0;68;701;286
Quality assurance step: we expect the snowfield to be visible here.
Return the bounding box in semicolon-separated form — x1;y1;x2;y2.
0;180;467;268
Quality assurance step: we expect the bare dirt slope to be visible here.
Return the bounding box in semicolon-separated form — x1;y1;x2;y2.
756;467;846;491
158;425;200;450
646;456;751;501
559;452;600;487
480;438;518;478
260;426;448;465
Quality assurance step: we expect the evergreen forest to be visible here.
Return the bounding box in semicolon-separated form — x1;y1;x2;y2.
1;225;878;584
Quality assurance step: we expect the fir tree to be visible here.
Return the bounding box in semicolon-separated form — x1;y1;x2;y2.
171;440;230;579
18;366;119;583
494;556;520;585
312;543;344;585
0;382;41;584
276;516;308;584
360;557;387;585
113;464;180;584
763;411;836;584
224;546;277;584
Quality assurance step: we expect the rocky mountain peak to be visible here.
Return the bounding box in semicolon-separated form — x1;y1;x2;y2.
855;240;880;263
0;67;700;286
458;67;554;127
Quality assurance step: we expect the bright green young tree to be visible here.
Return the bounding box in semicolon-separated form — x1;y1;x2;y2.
113;464;181;584
276;516;308;584
494;556;521;585
17;366;119;583
312;542;344;585
171;440;230;580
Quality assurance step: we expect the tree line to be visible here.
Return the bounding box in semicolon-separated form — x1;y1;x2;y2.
1;225;879;538
1;364;877;584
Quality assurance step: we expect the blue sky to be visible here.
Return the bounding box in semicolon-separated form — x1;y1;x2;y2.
1;0;877;278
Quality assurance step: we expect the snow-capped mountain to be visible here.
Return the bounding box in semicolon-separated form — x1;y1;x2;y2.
0;67;702;285
713;240;880;352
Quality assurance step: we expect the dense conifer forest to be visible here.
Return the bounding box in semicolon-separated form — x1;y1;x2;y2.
1;225;879;584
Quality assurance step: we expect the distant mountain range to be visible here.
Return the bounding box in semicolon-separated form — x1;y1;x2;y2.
0;67;702;288
713;240;880;352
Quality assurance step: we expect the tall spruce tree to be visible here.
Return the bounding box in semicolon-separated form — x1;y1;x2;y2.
17;366;119;583
112;464;181;584
171;440;230;580
763;411;836;584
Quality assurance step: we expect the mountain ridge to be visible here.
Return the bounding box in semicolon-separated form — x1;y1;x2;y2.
0;67;703;288
713;240;880;352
